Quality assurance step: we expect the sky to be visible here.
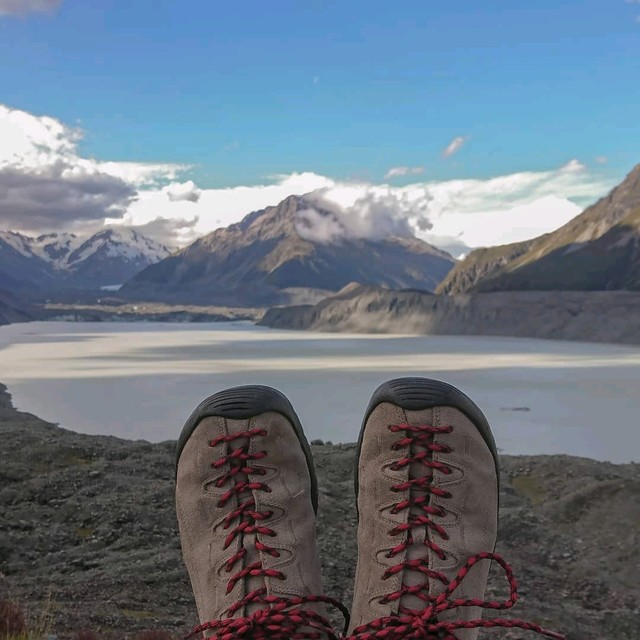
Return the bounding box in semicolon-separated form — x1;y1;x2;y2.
0;0;639;256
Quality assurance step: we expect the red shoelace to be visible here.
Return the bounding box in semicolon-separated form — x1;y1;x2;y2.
185;428;349;640
346;423;564;640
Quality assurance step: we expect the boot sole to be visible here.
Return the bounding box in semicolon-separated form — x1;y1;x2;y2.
176;385;319;514
355;377;500;520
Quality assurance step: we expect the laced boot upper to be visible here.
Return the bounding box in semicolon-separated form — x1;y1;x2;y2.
176;408;348;640
348;400;564;640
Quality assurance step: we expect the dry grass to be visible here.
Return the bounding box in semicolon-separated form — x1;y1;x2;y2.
0;600;26;638
0;599;174;640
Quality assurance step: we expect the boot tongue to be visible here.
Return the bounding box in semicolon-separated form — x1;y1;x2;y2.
399;429;433;613
231;435;268;617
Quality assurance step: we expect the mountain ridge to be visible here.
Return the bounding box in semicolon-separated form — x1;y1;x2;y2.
438;164;640;294
0;227;172;292
120;194;455;306
259;284;640;345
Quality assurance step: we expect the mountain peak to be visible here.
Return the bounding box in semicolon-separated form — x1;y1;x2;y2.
120;193;455;306
0;227;172;290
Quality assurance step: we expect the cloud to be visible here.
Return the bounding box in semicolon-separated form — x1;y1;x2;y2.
0;163;135;231
442;136;467;158
384;166;425;179
561;158;586;173
164;180;202;203
0;103;183;234
0;104;618;255
96;161;188;187
301;158;611;255
296;190;427;244
129;216;200;246
0;0;61;16
595;156;608;164
107;171;336;245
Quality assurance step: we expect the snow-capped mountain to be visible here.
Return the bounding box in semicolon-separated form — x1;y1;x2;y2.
121;195;455;306
0;228;172;291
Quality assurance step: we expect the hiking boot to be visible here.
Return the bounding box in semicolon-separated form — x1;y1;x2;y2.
175;385;347;639
348;377;564;640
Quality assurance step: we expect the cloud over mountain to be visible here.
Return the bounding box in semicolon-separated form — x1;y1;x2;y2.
296;189;432;244
0;103;619;257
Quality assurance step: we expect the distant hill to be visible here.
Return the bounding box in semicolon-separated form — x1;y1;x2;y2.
0;288;34;325
0;228;172;292
438;164;640;294
259;284;640;345
120;194;455;306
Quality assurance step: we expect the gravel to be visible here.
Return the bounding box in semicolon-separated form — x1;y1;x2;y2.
1;383;638;639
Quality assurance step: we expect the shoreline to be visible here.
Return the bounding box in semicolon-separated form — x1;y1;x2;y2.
0;381;639;639
259;288;640;346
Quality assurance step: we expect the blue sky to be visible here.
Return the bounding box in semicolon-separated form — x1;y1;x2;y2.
0;0;639;251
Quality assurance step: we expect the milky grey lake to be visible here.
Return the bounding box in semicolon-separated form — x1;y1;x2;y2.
1;321;639;463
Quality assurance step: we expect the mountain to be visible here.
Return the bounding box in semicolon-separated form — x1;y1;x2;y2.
0;228;172;292
438;164;640;294
0;288;34;325
0;233;58;291
259;284;640;345
120;195;455;306
62;228;172;287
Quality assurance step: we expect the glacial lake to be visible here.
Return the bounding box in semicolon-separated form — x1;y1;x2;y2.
1;321;639;463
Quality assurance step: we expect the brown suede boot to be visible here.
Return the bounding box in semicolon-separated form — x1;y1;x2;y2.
176;385;348;640
348;378;564;640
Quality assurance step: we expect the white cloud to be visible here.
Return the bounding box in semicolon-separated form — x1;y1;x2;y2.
296;189;428;244
595;156;608;164
310;159;610;254
0;104;618;256
561;158;586;173
164;180;202;203
0;0;61;16
442;136;467;158
0;104;184;233
384;166;425;179
108;171;335;245
96;161;188;187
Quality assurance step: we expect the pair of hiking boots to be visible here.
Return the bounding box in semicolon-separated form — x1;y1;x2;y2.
175;377;564;640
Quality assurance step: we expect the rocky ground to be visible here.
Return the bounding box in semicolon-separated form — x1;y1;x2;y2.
1;383;638;639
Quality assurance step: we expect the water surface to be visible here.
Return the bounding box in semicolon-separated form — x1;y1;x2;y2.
1;321;639;462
